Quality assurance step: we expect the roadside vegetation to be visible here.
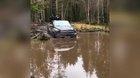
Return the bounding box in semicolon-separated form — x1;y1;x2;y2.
30;0;110;25
73;23;110;32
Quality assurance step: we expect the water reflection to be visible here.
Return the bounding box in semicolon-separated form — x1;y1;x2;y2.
30;32;110;78
51;38;77;52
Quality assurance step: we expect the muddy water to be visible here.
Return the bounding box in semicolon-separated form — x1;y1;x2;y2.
30;32;110;78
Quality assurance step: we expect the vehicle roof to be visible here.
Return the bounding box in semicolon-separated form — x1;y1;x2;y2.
53;20;73;30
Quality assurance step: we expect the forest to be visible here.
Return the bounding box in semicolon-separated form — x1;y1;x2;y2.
31;0;110;26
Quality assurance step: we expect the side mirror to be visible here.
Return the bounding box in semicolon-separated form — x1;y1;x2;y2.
49;25;54;29
71;24;75;27
50;24;53;26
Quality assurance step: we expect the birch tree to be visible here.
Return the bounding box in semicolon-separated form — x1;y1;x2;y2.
31;0;110;25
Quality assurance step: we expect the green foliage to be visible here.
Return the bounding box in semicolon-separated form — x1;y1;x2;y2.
30;0;109;25
31;3;45;12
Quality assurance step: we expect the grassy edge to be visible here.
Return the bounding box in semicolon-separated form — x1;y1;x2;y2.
73;23;110;32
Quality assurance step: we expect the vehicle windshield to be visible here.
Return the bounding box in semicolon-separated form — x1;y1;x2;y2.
53;20;74;30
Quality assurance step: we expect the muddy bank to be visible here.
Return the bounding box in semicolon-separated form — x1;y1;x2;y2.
31;24;50;41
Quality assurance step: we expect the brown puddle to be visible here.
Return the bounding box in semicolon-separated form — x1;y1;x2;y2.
30;32;110;78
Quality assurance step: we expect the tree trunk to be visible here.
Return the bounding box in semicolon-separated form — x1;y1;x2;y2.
87;0;90;24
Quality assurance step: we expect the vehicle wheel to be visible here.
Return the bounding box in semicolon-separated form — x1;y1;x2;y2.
70;35;76;38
